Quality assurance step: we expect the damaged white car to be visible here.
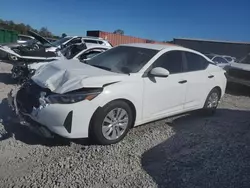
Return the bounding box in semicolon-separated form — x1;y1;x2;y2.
11;43;111;84
8;43;227;145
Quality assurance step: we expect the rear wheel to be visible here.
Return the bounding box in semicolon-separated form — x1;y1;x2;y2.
202;88;220;115
90;100;133;145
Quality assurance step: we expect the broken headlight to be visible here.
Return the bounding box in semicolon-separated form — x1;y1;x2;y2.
46;89;102;104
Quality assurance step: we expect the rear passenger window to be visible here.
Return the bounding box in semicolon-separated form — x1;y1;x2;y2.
152;51;183;74
64;38;82;47
84;39;98;44
185;52;209;71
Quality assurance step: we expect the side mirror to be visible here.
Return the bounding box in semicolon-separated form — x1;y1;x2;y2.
149;67;170;77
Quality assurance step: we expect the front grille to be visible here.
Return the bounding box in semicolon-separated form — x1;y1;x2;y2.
228;68;250;81
16;81;52;114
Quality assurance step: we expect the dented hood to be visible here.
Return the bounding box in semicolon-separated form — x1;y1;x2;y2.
31;60;126;94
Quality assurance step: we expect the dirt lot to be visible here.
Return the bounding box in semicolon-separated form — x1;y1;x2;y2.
0;60;250;188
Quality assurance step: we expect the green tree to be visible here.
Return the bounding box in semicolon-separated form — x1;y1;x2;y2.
39;27;52;37
113;29;124;35
0;19;55;38
61;33;67;38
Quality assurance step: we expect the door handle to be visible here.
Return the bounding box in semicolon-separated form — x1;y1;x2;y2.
178;80;187;84
208;75;214;78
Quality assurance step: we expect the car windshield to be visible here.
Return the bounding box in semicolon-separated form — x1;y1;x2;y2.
25;39;37;45
224;57;232;61
50;37;73;47
86;46;158;74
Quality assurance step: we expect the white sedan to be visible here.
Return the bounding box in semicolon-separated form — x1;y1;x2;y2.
8;43;227;145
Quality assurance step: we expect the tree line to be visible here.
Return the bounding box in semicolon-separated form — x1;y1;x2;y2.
0;19;60;39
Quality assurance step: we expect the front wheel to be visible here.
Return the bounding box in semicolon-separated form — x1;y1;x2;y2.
202;88;220;115
90;101;134;145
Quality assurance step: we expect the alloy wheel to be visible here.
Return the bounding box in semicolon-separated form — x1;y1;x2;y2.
206;92;219;108
102;108;129;140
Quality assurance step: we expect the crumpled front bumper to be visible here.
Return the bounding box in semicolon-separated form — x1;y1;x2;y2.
7;88;54;138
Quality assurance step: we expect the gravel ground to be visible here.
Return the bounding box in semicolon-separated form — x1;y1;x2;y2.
0;60;250;188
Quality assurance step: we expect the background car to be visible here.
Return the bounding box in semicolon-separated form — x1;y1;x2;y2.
205;54;234;68
17;34;35;44
11;43;111;84
222;55;237;63
9;43;227;145
49;36;113;52
2;30;54;61
225;53;250;87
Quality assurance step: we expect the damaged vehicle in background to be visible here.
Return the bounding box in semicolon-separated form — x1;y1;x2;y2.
0;44;62;62
17;34;35;44
1;35;112;62
2;30;57;61
47;36;112;52
205;54;236;68
222;55;237;63
8;43;227;145
11;43;111;84
225;53;250;87
0;30;64;62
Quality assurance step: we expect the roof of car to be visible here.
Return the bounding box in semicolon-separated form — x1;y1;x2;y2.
121;43;213;62
85;43;111;49
121;43;187;51
66;36;109;42
82;36;104;40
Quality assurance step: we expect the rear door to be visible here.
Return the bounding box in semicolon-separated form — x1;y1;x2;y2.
183;52;211;110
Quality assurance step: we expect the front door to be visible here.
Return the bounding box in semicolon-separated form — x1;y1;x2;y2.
142;51;187;121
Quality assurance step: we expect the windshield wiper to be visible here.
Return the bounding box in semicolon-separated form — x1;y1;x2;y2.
91;65;111;71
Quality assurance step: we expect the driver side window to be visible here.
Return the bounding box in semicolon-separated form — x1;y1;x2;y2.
152;51;183;74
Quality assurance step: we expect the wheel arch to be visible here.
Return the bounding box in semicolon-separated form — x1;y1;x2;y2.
213;86;222;99
88;98;137;137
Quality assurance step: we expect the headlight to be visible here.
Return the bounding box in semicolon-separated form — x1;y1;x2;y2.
45;90;102;104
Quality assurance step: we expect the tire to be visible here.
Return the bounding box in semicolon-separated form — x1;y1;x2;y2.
202;88;220;115
90;100;134;145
